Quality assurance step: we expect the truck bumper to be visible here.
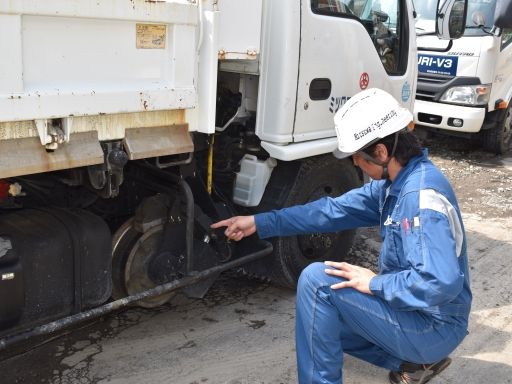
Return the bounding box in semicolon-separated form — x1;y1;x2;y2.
414;100;486;133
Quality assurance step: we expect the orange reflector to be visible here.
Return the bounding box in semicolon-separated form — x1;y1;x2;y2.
476;86;489;95
496;100;508;110
407;121;415;131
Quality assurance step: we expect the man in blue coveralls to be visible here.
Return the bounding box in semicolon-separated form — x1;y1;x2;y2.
211;88;472;384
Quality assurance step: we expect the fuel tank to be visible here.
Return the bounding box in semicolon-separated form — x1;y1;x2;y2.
0;208;111;337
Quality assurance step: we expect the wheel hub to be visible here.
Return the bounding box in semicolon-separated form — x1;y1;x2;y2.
298;232;336;260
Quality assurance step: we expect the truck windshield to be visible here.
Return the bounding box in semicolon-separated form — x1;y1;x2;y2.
414;0;498;37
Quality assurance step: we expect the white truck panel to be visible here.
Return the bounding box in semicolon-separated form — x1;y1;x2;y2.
255;0;300;144
414;0;512;147
414;99;486;133
481;36;511;111
196;9;219;135
415;34;504;133
0;15;23;94
218;0;262;59
465;36;498;85
491;38;512;110
417;34;485;84
0;0;198;123
294;8;415;142
0;0;196;24
293;0;417;143
261;137;338;161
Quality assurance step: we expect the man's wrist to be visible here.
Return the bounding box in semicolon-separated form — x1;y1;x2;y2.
369;274;384;296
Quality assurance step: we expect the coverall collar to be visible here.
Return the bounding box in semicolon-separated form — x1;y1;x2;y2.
388;149;429;197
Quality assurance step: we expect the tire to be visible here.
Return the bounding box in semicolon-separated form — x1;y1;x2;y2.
258;155;362;288
111;218;175;308
111;218;137;300
482;104;512;154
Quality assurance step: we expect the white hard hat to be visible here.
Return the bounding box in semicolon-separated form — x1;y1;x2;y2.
333;88;413;159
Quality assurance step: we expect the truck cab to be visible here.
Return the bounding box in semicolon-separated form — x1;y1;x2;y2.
413;0;512;153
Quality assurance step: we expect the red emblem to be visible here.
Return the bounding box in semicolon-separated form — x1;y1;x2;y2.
359;72;369;90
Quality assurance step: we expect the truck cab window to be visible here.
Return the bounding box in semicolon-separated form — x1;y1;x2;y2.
311;0;405;74
312;0;357;14
465;0;497;35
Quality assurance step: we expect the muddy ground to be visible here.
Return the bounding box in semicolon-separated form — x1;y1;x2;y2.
1;133;511;384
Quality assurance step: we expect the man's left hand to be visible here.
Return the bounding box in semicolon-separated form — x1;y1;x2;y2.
324;261;376;295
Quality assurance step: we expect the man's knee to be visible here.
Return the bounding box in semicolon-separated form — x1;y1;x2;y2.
298;262;330;293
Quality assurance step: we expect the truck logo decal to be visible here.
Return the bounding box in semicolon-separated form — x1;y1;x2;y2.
330;96;350;113
402;82;411;102
418;54;458;76
447;52;475;56
359;72;370;90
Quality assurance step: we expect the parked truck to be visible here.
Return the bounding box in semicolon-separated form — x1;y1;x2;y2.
0;0;465;348
413;0;512;153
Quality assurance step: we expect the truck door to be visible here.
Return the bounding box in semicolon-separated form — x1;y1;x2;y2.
492;29;512;107
293;0;416;142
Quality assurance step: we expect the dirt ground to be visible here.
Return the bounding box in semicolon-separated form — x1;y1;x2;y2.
1;134;511;384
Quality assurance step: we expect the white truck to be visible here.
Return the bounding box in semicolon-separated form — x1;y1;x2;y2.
413;0;512;153
0;0;464;347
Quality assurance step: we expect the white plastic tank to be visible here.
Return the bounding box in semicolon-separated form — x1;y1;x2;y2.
233;154;277;207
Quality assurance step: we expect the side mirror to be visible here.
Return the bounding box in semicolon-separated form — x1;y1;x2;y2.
436;0;468;40
372;10;389;23
494;0;512;29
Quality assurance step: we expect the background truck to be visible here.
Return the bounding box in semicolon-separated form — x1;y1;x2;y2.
413;0;512;154
0;0;464;347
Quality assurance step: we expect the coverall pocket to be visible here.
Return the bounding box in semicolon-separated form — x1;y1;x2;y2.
382;223;405;270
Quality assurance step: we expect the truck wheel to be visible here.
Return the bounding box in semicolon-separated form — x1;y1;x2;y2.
111;218;175;308
259;155;362;288
483;104;512;154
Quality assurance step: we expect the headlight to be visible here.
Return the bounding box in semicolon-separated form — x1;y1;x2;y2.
440;84;492;106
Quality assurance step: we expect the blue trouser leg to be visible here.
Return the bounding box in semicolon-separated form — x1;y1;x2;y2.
296;263;466;384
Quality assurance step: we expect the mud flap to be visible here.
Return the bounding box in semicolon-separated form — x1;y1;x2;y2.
181;241;220;298
0;132;103;179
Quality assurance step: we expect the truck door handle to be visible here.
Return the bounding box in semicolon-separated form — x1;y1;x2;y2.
309;78;332;101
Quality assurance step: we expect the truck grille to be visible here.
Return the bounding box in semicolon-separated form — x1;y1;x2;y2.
415;74;481;103
416;73;454;102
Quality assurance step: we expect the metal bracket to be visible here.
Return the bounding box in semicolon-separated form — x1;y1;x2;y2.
34;118;71;150
61;117;72;143
34;119;51;147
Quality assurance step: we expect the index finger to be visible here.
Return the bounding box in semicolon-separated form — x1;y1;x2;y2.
210;219;232;229
324;261;345;269
324;261;353;271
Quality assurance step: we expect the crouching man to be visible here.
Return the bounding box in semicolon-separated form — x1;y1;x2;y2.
212;88;471;384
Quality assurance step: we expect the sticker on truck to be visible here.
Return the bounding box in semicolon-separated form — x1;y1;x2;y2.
417;54;458;76
136;24;167;49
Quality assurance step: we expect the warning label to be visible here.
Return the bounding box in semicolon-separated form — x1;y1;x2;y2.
136;24;167;49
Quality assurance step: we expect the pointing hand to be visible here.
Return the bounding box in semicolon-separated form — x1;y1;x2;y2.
210;216;257;242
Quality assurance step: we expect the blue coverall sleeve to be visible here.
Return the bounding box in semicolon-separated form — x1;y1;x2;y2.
254;181;382;239
369;192;465;310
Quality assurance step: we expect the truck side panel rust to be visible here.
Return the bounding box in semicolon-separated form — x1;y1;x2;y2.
124;124;193;160
0;131;104;179
0;109;187;141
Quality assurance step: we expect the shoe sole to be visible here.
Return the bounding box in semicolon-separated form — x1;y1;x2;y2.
388;357;452;384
